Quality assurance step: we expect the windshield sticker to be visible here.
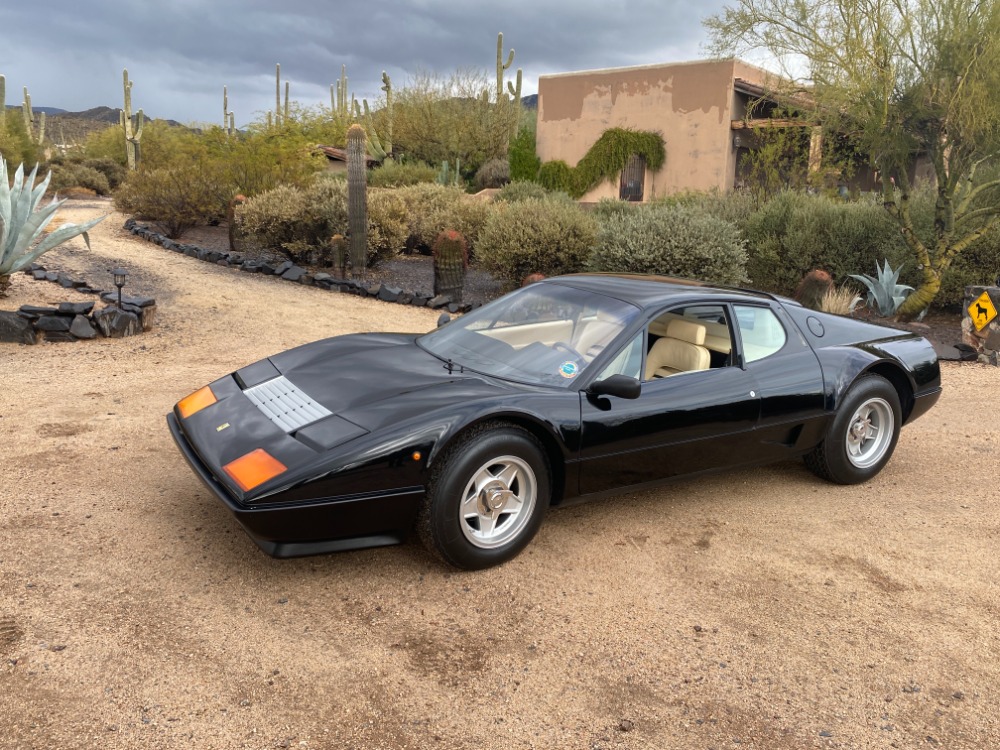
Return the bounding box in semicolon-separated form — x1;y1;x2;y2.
559;361;579;379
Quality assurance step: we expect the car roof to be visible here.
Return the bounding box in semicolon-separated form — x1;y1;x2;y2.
544;273;778;311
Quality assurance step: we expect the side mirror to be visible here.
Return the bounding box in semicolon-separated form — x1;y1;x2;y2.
587;374;641;400
436;312;451;328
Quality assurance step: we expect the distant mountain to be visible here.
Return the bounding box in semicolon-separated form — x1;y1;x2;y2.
35;106;185;146
522;94;538;109
6;105;67;115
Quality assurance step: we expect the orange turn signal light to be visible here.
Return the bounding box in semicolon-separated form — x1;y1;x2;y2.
177;386;217;419
223;449;288;492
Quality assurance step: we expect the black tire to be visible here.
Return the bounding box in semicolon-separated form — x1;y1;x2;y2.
418;423;551;570
804;375;902;485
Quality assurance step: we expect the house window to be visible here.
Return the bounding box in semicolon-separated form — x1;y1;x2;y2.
619;154;646;202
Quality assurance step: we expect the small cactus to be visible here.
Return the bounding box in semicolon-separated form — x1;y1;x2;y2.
330;234;348;278
794;269;834;310
227;194;247;253
432;229;468;303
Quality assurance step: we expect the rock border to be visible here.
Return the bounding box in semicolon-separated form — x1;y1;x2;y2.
0;264;157;345
123;219;477;314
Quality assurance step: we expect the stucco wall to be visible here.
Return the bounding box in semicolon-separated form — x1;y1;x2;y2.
536;59;771;200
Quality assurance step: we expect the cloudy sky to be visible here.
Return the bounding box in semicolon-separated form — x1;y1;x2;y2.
1;0;734;127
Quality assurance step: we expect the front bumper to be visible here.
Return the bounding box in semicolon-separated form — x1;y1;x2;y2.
167;412;424;558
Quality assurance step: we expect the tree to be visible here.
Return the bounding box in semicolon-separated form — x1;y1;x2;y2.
706;0;1000;316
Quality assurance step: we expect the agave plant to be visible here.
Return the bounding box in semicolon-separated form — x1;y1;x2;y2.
0;157;106;296
849;259;914;317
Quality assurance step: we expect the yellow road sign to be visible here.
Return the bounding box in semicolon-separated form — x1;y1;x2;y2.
968;291;998;332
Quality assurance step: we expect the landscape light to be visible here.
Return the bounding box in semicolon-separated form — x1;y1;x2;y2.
111;267;128;309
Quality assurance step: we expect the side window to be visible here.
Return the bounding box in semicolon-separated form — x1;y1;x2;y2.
645;305;735;379
734;305;787;362
594;332;643;381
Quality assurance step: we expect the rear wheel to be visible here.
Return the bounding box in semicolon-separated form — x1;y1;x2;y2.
805;375;901;484
419;423;550;570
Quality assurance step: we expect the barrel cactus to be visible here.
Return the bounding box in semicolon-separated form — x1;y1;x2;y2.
1;157;106;296
432;229;468;302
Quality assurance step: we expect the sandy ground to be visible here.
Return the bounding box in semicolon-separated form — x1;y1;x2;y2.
1;202;999;750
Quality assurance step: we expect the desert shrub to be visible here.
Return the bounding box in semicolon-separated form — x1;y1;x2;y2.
428;198;493;258
937;227;1000;307
392;183;466;251
655;189;761;232
368;160;438;188
741;191;907;295
477;198;599;289
236;179;348;263
367;189;409;266
49;164;111;196
591;197;638;221
81;125;128;165
474;158;511;190
57;186;98;200
83;158;127;190
114;165;229;238
589;203;748;286
509;126;541;182
494;181;551;203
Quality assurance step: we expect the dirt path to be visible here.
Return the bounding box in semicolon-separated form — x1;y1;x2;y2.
2;203;999;749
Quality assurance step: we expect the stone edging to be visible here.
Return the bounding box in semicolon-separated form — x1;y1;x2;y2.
124;219;477;314
1;267;156;345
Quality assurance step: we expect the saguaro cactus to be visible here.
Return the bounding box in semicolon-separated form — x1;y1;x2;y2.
0;75;6;130
331;64;357;124
433;230;468;303
223;85;233;136
120;69;144;170
346;124;368;279
21;87;45;145
360;71;393;162
275;63;281;127
481;32;522;157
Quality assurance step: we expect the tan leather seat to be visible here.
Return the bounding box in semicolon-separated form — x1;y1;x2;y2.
644;319;711;379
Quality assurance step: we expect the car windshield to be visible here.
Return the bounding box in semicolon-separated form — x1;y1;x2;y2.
418;282;640;387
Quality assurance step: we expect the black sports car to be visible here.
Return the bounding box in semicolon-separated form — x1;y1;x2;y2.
168;274;941;569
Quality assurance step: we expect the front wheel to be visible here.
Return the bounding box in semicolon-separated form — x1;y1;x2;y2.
419;423;550;570
804;375;902;484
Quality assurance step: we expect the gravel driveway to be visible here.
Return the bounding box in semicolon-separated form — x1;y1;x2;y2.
1;203;998;749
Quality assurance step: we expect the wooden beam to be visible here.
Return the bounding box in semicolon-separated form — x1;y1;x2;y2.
731;118;820;129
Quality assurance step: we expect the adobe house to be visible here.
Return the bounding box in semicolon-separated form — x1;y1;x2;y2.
535;59;796;201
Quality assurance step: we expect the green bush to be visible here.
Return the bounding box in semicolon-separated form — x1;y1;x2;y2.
474;158;510;190
494;181;551;203
83;158;127;190
538;160;575;195
591;197;638;221
367;160;438;188
49;164;111;196
114;165;229;238
236;179;348;263
477;198;599;289
589;203;748;286
741;191;907;295
367;189;409;266
509;126;541;182
655;190;761;233
392;182;494;256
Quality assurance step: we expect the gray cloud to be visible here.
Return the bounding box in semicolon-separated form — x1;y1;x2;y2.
0;0;730;127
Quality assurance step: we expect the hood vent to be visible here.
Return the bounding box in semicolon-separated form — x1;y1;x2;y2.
243;376;332;432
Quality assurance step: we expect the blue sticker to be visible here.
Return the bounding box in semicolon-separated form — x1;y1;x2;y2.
559;361;579;378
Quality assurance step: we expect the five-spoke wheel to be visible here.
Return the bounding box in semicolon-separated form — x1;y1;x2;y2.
805;375;902;484
419;424;550;569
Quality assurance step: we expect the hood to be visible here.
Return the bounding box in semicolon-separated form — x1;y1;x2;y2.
267;333;518;432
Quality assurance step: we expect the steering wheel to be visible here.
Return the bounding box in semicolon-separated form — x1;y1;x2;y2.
552;341;583;359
